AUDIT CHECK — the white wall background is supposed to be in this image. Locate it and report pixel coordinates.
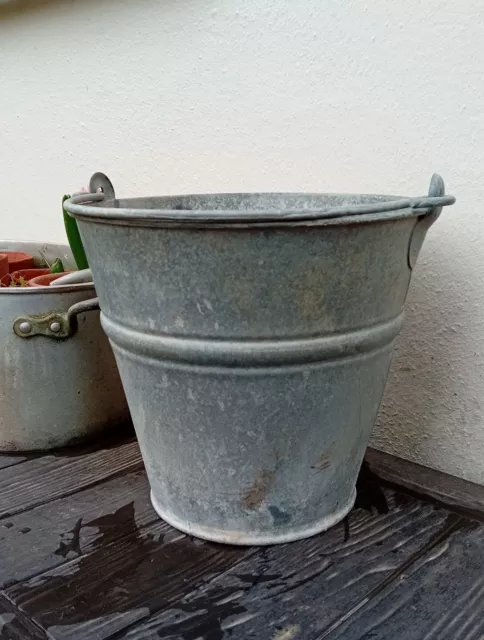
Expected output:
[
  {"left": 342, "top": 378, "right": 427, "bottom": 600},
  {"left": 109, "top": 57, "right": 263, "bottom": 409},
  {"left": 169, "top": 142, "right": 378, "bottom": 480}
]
[{"left": 1, "top": 0, "right": 484, "bottom": 483}]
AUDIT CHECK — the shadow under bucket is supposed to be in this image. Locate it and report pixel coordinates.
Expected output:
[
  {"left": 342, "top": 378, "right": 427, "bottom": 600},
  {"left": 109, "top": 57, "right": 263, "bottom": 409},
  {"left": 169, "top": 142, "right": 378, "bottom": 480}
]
[{"left": 64, "top": 173, "right": 455, "bottom": 545}]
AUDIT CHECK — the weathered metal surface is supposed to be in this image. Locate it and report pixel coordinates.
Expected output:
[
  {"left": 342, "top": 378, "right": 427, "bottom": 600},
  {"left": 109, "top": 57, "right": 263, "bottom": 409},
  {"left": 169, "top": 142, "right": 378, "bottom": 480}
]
[
  {"left": 0, "top": 242, "right": 129, "bottom": 451},
  {"left": 64, "top": 174, "right": 455, "bottom": 545}
]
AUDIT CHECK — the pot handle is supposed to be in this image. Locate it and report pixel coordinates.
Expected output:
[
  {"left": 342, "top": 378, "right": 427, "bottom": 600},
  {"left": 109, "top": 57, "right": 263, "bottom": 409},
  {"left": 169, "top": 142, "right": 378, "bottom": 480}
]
[{"left": 13, "top": 297, "right": 100, "bottom": 340}]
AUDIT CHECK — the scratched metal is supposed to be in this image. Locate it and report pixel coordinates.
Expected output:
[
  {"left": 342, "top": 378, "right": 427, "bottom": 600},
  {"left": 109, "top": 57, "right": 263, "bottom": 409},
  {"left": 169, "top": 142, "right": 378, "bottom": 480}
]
[
  {"left": 64, "top": 173, "right": 455, "bottom": 545},
  {"left": 0, "top": 241, "right": 129, "bottom": 451}
]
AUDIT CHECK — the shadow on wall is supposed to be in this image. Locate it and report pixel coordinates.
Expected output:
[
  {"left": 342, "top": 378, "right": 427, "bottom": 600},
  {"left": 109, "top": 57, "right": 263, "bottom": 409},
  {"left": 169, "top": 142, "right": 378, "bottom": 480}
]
[
  {"left": 0, "top": 0, "right": 193, "bottom": 25},
  {"left": 372, "top": 237, "right": 482, "bottom": 481},
  {"left": 0, "top": 0, "right": 117, "bottom": 19}
]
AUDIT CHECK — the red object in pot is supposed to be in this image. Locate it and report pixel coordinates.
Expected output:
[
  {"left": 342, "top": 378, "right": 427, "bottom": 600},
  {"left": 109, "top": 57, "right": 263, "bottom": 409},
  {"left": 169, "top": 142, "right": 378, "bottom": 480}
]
[
  {"left": 0, "top": 254, "right": 8, "bottom": 280},
  {"left": 4, "top": 252, "right": 35, "bottom": 273},
  {"left": 1, "top": 268, "right": 51, "bottom": 287},
  {"left": 28, "top": 272, "right": 71, "bottom": 287}
]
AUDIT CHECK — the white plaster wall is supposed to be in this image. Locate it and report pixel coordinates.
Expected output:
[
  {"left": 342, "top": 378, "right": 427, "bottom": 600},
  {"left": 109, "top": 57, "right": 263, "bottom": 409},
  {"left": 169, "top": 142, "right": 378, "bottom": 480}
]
[{"left": 1, "top": 0, "right": 483, "bottom": 482}]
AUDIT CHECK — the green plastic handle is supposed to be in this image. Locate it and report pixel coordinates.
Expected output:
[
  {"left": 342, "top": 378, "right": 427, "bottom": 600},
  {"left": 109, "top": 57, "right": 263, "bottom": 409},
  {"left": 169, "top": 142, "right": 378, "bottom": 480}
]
[{"left": 63, "top": 194, "right": 89, "bottom": 270}]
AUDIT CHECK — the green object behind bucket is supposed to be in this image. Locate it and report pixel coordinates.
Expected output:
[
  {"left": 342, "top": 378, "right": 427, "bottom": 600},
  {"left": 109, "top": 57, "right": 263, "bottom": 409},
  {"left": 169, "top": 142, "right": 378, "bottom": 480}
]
[
  {"left": 63, "top": 194, "right": 89, "bottom": 270},
  {"left": 49, "top": 258, "right": 65, "bottom": 274}
]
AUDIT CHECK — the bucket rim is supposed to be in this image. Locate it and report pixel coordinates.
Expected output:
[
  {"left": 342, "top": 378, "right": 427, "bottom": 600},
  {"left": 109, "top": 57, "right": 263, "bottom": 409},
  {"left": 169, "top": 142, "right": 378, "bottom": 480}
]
[
  {"left": 64, "top": 191, "right": 455, "bottom": 229},
  {"left": 63, "top": 173, "right": 455, "bottom": 228}
]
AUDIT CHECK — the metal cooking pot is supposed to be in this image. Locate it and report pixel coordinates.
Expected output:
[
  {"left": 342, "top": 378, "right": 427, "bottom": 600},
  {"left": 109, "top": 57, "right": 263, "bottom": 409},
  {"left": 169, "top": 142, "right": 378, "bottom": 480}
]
[{"left": 0, "top": 241, "right": 129, "bottom": 451}]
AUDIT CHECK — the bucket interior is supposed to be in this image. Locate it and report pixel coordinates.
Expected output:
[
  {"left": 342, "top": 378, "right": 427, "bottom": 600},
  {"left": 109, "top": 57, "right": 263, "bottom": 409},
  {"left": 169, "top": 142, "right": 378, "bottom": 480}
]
[{"left": 113, "top": 192, "right": 402, "bottom": 213}]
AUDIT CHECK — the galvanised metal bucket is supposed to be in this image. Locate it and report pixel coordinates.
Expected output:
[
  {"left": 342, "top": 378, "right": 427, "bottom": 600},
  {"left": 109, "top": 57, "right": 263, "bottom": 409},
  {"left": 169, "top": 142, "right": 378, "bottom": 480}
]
[
  {"left": 0, "top": 241, "right": 130, "bottom": 451},
  {"left": 64, "top": 173, "right": 455, "bottom": 544}
]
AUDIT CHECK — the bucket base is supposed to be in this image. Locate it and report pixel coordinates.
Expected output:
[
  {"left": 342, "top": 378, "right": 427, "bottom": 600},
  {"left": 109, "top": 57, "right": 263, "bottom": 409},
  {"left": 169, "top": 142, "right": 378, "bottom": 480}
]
[{"left": 150, "top": 487, "right": 356, "bottom": 546}]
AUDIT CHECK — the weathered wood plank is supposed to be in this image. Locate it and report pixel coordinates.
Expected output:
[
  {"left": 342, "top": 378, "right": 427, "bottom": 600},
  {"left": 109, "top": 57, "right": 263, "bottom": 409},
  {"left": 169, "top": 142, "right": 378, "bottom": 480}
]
[
  {"left": 105, "top": 490, "right": 450, "bottom": 640},
  {"left": 366, "top": 447, "right": 484, "bottom": 520},
  {"left": 0, "top": 592, "right": 47, "bottom": 640},
  {"left": 0, "top": 468, "right": 156, "bottom": 589},
  {"left": 8, "top": 517, "right": 255, "bottom": 639},
  {"left": 321, "top": 517, "right": 484, "bottom": 640},
  {"left": 3, "top": 451, "right": 478, "bottom": 640},
  {"left": 0, "top": 455, "right": 29, "bottom": 471},
  {"left": 0, "top": 438, "right": 142, "bottom": 519}
]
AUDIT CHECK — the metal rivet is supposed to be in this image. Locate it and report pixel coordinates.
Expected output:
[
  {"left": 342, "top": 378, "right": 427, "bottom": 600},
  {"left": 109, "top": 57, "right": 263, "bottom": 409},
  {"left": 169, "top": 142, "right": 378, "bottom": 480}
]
[
  {"left": 50, "top": 321, "right": 61, "bottom": 333},
  {"left": 18, "top": 321, "right": 32, "bottom": 334}
]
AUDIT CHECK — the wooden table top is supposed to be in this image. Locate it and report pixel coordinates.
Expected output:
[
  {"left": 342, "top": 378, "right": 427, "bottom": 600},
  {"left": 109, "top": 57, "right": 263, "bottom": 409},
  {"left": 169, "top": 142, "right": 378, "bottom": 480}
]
[{"left": 1, "top": 430, "right": 483, "bottom": 640}]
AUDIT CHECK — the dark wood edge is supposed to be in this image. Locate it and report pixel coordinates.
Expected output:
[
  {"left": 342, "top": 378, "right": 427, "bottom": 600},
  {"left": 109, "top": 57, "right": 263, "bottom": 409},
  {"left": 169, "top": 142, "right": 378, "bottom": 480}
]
[
  {"left": 0, "top": 591, "right": 48, "bottom": 639},
  {"left": 365, "top": 447, "right": 484, "bottom": 522}
]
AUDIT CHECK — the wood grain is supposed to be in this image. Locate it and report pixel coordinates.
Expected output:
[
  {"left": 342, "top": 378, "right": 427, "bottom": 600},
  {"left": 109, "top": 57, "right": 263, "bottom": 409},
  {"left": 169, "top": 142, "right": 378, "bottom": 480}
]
[
  {"left": 0, "top": 468, "right": 156, "bottom": 589},
  {"left": 322, "top": 517, "right": 484, "bottom": 640},
  {"left": 8, "top": 515, "right": 255, "bottom": 639},
  {"left": 0, "top": 592, "right": 47, "bottom": 640},
  {"left": 115, "top": 490, "right": 451, "bottom": 640},
  {"left": 0, "top": 439, "right": 142, "bottom": 520},
  {"left": 2, "top": 444, "right": 484, "bottom": 640},
  {"left": 366, "top": 448, "right": 484, "bottom": 521},
  {"left": 0, "top": 455, "right": 29, "bottom": 471}
]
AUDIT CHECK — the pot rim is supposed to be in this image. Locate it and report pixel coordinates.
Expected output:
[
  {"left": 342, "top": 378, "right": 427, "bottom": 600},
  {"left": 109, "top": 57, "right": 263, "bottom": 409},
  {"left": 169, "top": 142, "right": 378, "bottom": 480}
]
[{"left": 0, "top": 282, "right": 94, "bottom": 295}]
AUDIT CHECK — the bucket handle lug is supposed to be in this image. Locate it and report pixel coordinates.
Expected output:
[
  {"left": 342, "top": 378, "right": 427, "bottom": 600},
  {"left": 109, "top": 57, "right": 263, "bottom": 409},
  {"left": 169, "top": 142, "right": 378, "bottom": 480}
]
[
  {"left": 13, "top": 297, "right": 100, "bottom": 340},
  {"left": 89, "top": 172, "right": 115, "bottom": 200},
  {"left": 408, "top": 173, "right": 446, "bottom": 269},
  {"left": 63, "top": 174, "right": 115, "bottom": 212}
]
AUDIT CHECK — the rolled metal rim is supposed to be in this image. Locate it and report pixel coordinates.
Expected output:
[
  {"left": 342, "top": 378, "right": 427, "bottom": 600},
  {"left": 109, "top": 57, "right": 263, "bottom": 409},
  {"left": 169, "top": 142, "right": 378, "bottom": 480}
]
[
  {"left": 0, "top": 282, "right": 94, "bottom": 295},
  {"left": 63, "top": 173, "right": 456, "bottom": 228}
]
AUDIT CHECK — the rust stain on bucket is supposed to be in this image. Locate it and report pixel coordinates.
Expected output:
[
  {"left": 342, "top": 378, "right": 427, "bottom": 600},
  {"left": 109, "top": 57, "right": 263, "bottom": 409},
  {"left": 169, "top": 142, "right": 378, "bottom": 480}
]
[
  {"left": 311, "top": 451, "right": 332, "bottom": 472},
  {"left": 242, "top": 469, "right": 275, "bottom": 510}
]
